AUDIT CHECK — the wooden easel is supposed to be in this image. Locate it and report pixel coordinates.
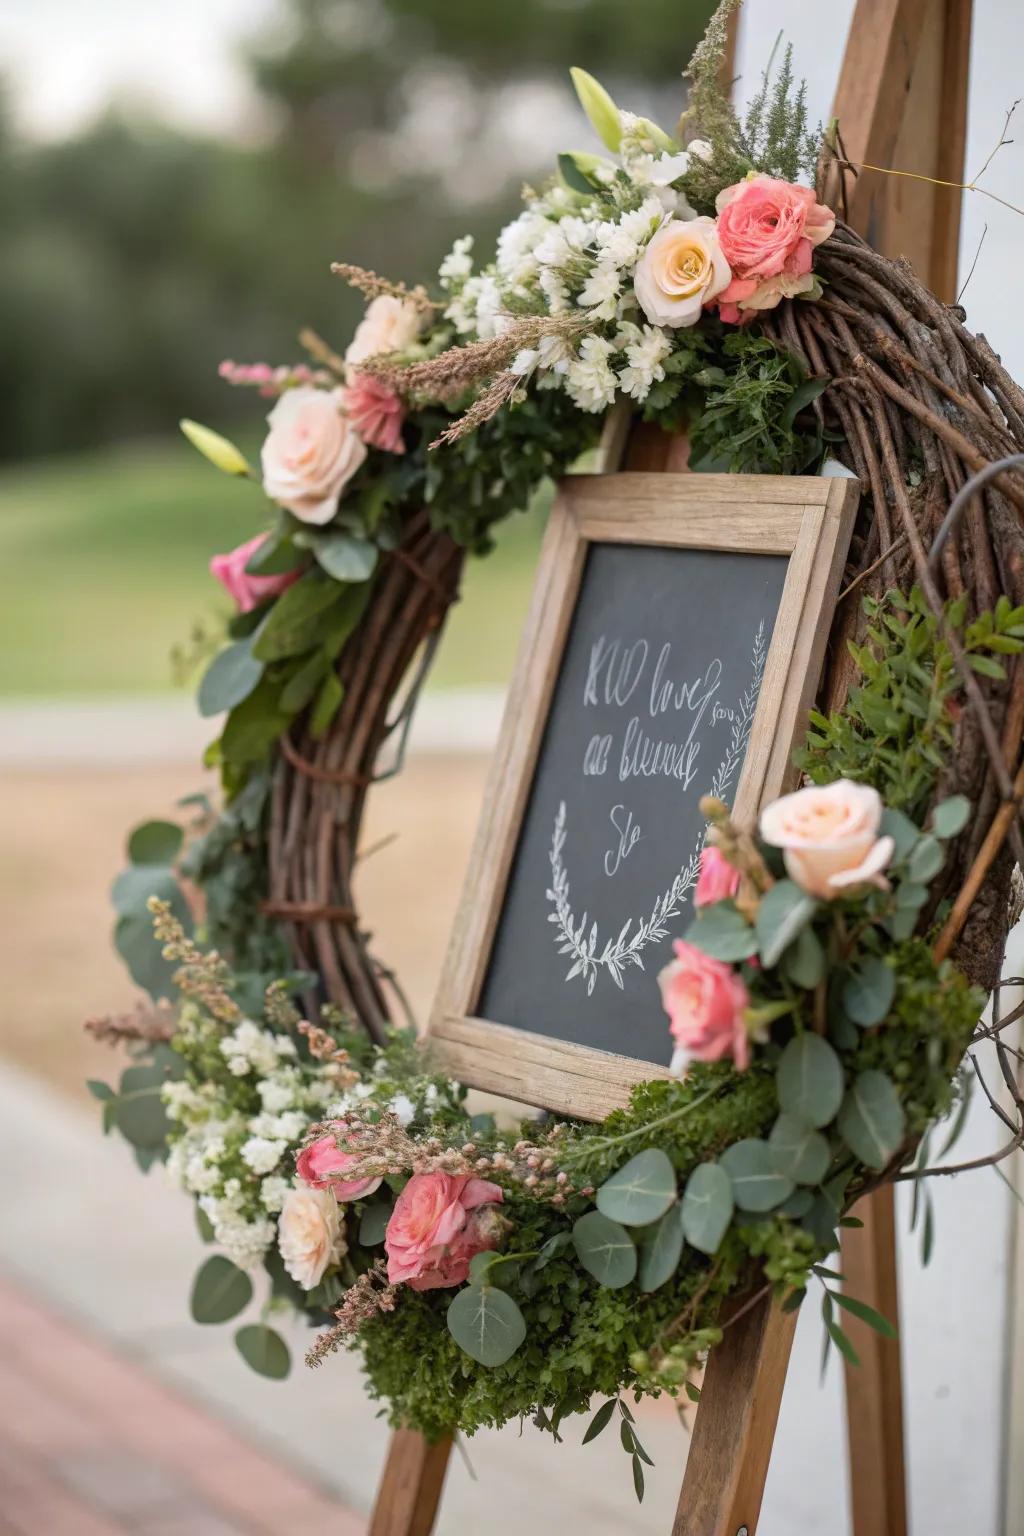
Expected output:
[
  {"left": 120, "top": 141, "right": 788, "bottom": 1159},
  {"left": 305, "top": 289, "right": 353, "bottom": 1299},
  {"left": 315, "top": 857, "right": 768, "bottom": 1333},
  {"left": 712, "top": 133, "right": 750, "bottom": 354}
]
[{"left": 368, "top": 2, "right": 975, "bottom": 1531}]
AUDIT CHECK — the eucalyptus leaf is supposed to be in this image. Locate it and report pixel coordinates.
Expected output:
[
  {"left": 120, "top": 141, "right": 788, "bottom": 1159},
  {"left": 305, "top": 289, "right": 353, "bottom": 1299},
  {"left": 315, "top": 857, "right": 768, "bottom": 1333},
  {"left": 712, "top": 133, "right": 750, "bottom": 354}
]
[
  {"left": 802, "top": 1191, "right": 841, "bottom": 1249},
  {"left": 596, "top": 1148, "right": 677, "bottom": 1227},
  {"left": 837, "top": 1071, "right": 906, "bottom": 1170},
  {"left": 127, "top": 820, "right": 183, "bottom": 866},
  {"left": 358, "top": 1201, "right": 392, "bottom": 1246},
  {"left": 235, "top": 1324, "right": 291, "bottom": 1379},
  {"left": 638, "top": 1210, "right": 684, "bottom": 1292},
  {"left": 776, "top": 1034, "right": 844, "bottom": 1128},
  {"left": 114, "top": 1048, "right": 184, "bottom": 1148},
  {"left": 842, "top": 956, "right": 896, "bottom": 1027},
  {"left": 719, "top": 1139, "right": 795, "bottom": 1213},
  {"left": 879, "top": 806, "right": 920, "bottom": 860},
  {"left": 755, "top": 879, "right": 817, "bottom": 967},
  {"left": 683, "top": 903, "right": 758, "bottom": 962},
  {"left": 572, "top": 1211, "right": 637, "bottom": 1288},
  {"left": 311, "top": 532, "right": 378, "bottom": 583},
  {"left": 907, "top": 835, "right": 945, "bottom": 884},
  {"left": 114, "top": 911, "right": 177, "bottom": 1000},
  {"left": 931, "top": 795, "right": 970, "bottom": 839},
  {"left": 198, "top": 639, "right": 263, "bottom": 718},
  {"left": 679, "top": 1162, "right": 734, "bottom": 1255},
  {"left": 191, "top": 1255, "right": 253, "bottom": 1324},
  {"left": 784, "top": 924, "right": 826, "bottom": 988},
  {"left": 769, "top": 1113, "right": 831, "bottom": 1185},
  {"left": 446, "top": 1285, "right": 526, "bottom": 1366},
  {"left": 251, "top": 573, "right": 345, "bottom": 662}
]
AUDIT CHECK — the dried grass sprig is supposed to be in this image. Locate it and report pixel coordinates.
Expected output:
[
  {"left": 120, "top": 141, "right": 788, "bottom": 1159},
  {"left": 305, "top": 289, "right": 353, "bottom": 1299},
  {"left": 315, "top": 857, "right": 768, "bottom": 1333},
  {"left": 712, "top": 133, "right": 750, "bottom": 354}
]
[
  {"left": 306, "top": 1261, "right": 398, "bottom": 1366},
  {"left": 147, "top": 898, "right": 241, "bottom": 1024},
  {"left": 84, "top": 1001, "right": 176, "bottom": 1047},
  {"left": 330, "top": 263, "right": 439, "bottom": 313}
]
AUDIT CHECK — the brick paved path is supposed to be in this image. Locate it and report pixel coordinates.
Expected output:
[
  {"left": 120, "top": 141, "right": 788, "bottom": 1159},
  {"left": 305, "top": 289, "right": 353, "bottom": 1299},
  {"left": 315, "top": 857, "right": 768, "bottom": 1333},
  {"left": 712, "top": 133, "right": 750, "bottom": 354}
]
[{"left": 0, "top": 1274, "right": 365, "bottom": 1535}]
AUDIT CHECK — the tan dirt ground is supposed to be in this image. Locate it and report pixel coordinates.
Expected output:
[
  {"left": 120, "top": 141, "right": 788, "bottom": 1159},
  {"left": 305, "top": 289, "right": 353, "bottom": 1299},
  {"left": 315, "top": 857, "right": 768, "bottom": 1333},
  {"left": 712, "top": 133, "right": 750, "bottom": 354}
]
[{"left": 0, "top": 756, "right": 488, "bottom": 1102}]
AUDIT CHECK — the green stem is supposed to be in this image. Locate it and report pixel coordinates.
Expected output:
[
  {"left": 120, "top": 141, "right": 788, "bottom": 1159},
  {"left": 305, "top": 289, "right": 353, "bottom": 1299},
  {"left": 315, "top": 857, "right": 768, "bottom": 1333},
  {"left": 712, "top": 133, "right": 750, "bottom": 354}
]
[{"left": 562, "top": 1084, "right": 723, "bottom": 1166}]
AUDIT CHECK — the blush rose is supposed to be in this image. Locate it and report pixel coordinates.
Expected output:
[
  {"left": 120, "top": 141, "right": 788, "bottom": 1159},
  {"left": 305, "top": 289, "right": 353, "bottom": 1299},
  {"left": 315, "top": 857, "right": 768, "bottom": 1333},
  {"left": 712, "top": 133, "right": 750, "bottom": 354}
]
[
  {"left": 694, "top": 846, "right": 741, "bottom": 908},
  {"left": 714, "top": 174, "right": 835, "bottom": 324},
  {"left": 345, "top": 295, "right": 423, "bottom": 372},
  {"left": 296, "top": 1134, "right": 383, "bottom": 1202},
  {"left": 384, "top": 1171, "right": 503, "bottom": 1291},
  {"left": 260, "top": 386, "right": 366, "bottom": 524},
  {"left": 759, "top": 779, "right": 895, "bottom": 900},
  {"left": 277, "top": 1185, "right": 347, "bottom": 1290},
  {"left": 209, "top": 533, "right": 300, "bottom": 613},
  {"left": 658, "top": 939, "right": 750, "bottom": 1070},
  {"left": 633, "top": 216, "right": 732, "bottom": 327}
]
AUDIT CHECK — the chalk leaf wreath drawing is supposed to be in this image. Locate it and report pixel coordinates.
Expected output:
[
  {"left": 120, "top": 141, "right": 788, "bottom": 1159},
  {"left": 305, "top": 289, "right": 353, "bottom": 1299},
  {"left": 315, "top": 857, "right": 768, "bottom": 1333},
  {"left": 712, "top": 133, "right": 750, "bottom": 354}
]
[
  {"left": 86, "top": 0, "right": 1024, "bottom": 1505},
  {"left": 547, "top": 619, "right": 767, "bottom": 993}
]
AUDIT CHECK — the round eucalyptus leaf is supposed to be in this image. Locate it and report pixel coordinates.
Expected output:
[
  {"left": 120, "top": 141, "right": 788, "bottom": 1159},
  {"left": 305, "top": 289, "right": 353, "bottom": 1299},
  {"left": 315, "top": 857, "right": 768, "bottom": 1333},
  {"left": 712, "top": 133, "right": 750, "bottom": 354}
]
[
  {"left": 908, "top": 835, "right": 945, "bottom": 884},
  {"left": 572, "top": 1211, "right": 637, "bottom": 1288},
  {"left": 931, "top": 795, "right": 970, "bottom": 840},
  {"left": 114, "top": 1050, "right": 183, "bottom": 1148},
  {"left": 719, "top": 1139, "right": 795, "bottom": 1213},
  {"left": 784, "top": 923, "right": 826, "bottom": 988},
  {"left": 198, "top": 639, "right": 263, "bottom": 718},
  {"left": 596, "top": 1147, "right": 677, "bottom": 1227},
  {"left": 769, "top": 1113, "right": 831, "bottom": 1186},
  {"left": 842, "top": 956, "right": 896, "bottom": 1028},
  {"left": 879, "top": 806, "right": 920, "bottom": 860},
  {"left": 776, "top": 1033, "right": 845, "bottom": 1129},
  {"left": 114, "top": 912, "right": 177, "bottom": 1000},
  {"left": 358, "top": 1201, "right": 392, "bottom": 1247},
  {"left": 312, "top": 532, "right": 379, "bottom": 583},
  {"left": 680, "top": 1162, "right": 734, "bottom": 1256},
  {"left": 754, "top": 879, "right": 817, "bottom": 968},
  {"left": 235, "top": 1324, "right": 291, "bottom": 1379},
  {"left": 446, "top": 1285, "right": 526, "bottom": 1366},
  {"left": 683, "top": 904, "right": 758, "bottom": 962},
  {"left": 111, "top": 864, "right": 184, "bottom": 919},
  {"left": 127, "top": 820, "right": 183, "bottom": 867},
  {"left": 191, "top": 1255, "right": 253, "bottom": 1324},
  {"left": 637, "top": 1210, "right": 684, "bottom": 1292},
  {"left": 837, "top": 1071, "right": 906, "bottom": 1171}
]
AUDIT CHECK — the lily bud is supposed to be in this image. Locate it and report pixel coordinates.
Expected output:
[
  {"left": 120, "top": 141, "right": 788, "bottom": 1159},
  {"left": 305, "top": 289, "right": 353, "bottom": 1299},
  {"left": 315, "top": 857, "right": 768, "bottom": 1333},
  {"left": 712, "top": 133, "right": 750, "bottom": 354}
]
[
  {"left": 569, "top": 67, "right": 622, "bottom": 152},
  {"left": 180, "top": 419, "right": 252, "bottom": 477}
]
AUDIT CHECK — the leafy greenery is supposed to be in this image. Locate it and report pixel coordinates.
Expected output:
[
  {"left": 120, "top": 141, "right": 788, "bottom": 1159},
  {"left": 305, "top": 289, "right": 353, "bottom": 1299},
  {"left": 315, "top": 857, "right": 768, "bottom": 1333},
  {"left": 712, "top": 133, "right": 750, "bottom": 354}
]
[{"left": 687, "top": 333, "right": 827, "bottom": 475}]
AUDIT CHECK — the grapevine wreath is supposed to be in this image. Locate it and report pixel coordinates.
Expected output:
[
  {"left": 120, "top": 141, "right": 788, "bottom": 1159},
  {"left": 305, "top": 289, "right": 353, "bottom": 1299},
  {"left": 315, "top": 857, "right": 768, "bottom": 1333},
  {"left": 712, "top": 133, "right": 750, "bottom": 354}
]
[{"left": 89, "top": 1, "right": 1024, "bottom": 1497}]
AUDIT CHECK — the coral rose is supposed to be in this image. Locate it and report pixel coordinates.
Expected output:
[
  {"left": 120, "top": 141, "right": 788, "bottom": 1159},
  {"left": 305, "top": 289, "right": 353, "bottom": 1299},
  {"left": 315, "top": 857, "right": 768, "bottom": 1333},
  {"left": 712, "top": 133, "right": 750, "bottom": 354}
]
[
  {"left": 759, "top": 780, "right": 895, "bottom": 900},
  {"left": 345, "top": 295, "right": 422, "bottom": 372},
  {"left": 385, "top": 1171, "right": 503, "bottom": 1292},
  {"left": 209, "top": 533, "right": 300, "bottom": 614},
  {"left": 260, "top": 387, "right": 366, "bottom": 525},
  {"left": 633, "top": 217, "right": 731, "bottom": 328},
  {"left": 277, "top": 1186, "right": 347, "bottom": 1290},
  {"left": 658, "top": 939, "right": 750, "bottom": 1070},
  {"left": 714, "top": 174, "right": 834, "bottom": 323},
  {"left": 694, "top": 846, "right": 741, "bottom": 908},
  {"left": 296, "top": 1134, "right": 382, "bottom": 1202},
  {"left": 342, "top": 374, "right": 406, "bottom": 454}
]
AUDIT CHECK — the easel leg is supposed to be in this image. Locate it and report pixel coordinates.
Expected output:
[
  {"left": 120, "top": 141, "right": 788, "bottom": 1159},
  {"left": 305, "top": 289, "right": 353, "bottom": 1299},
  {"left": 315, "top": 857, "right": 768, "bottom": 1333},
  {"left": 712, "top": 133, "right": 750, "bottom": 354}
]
[
  {"left": 673, "top": 1292, "right": 797, "bottom": 1536},
  {"left": 369, "top": 1428, "right": 453, "bottom": 1536},
  {"left": 840, "top": 1186, "right": 908, "bottom": 1536}
]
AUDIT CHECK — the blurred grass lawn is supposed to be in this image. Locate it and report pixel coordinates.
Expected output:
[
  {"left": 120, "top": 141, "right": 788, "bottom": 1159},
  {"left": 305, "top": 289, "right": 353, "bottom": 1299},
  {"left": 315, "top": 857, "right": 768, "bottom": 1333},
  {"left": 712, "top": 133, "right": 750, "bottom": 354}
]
[{"left": 0, "top": 439, "right": 548, "bottom": 696}]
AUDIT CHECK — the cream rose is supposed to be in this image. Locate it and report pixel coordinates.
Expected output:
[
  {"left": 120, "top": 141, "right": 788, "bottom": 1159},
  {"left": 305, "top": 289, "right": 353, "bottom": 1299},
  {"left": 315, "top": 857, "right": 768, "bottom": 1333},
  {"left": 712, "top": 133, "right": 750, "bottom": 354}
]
[
  {"left": 260, "top": 387, "right": 366, "bottom": 525},
  {"left": 277, "top": 1186, "right": 347, "bottom": 1290},
  {"left": 759, "top": 780, "right": 895, "bottom": 901},
  {"left": 345, "top": 295, "right": 422, "bottom": 371},
  {"left": 633, "top": 217, "right": 731, "bottom": 328}
]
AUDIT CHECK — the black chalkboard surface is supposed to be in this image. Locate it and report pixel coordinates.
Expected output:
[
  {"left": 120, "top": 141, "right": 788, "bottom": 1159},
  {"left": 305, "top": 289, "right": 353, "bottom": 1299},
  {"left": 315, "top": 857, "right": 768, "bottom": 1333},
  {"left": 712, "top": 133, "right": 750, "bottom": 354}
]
[{"left": 479, "top": 542, "right": 788, "bottom": 1066}]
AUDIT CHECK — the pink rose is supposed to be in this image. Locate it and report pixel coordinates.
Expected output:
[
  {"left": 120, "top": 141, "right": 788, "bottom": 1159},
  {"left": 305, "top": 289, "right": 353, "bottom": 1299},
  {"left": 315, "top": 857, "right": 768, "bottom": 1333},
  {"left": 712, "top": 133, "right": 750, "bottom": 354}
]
[
  {"left": 296, "top": 1134, "right": 383, "bottom": 1202},
  {"left": 260, "top": 386, "right": 366, "bottom": 525},
  {"left": 209, "top": 533, "right": 301, "bottom": 614},
  {"left": 385, "top": 1171, "right": 503, "bottom": 1292},
  {"left": 342, "top": 374, "right": 406, "bottom": 454},
  {"left": 759, "top": 780, "right": 895, "bottom": 901},
  {"left": 694, "top": 846, "right": 741, "bottom": 908},
  {"left": 658, "top": 939, "right": 751, "bottom": 1070},
  {"left": 714, "top": 175, "right": 834, "bottom": 323},
  {"left": 345, "top": 295, "right": 422, "bottom": 372}
]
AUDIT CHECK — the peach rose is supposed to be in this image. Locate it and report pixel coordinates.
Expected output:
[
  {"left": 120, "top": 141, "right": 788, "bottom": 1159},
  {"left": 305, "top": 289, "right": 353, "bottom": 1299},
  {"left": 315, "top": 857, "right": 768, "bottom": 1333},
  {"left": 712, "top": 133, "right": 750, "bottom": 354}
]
[
  {"left": 296, "top": 1134, "right": 382, "bottom": 1202},
  {"left": 342, "top": 373, "right": 406, "bottom": 454},
  {"left": 694, "top": 846, "right": 741, "bottom": 908},
  {"left": 209, "top": 533, "right": 301, "bottom": 614},
  {"left": 633, "top": 217, "right": 731, "bottom": 328},
  {"left": 714, "top": 174, "right": 834, "bottom": 324},
  {"left": 385, "top": 1171, "right": 503, "bottom": 1292},
  {"left": 759, "top": 780, "right": 895, "bottom": 900},
  {"left": 345, "top": 295, "right": 422, "bottom": 372},
  {"left": 658, "top": 940, "right": 751, "bottom": 1070},
  {"left": 260, "top": 387, "right": 366, "bottom": 525},
  {"left": 277, "top": 1185, "right": 347, "bottom": 1290}
]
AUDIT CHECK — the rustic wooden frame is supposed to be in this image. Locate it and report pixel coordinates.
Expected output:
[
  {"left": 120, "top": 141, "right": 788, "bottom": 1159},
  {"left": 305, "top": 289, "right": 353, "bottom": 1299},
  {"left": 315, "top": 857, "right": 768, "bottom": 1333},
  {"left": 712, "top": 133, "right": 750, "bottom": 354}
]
[{"left": 427, "top": 471, "right": 858, "bottom": 1120}]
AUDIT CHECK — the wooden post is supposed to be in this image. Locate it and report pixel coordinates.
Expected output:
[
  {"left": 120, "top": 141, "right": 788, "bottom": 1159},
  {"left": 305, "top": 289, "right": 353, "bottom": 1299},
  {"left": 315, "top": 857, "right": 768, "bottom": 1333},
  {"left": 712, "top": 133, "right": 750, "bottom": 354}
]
[
  {"left": 826, "top": 6, "right": 972, "bottom": 1534},
  {"left": 368, "top": 1429, "right": 452, "bottom": 1536},
  {"left": 672, "top": 1295, "right": 798, "bottom": 1536}
]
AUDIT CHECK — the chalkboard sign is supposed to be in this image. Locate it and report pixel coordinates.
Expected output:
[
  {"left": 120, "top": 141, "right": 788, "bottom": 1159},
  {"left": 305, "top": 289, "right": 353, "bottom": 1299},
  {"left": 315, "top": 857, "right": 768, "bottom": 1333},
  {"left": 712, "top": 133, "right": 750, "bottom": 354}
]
[{"left": 429, "top": 472, "right": 858, "bottom": 1120}]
